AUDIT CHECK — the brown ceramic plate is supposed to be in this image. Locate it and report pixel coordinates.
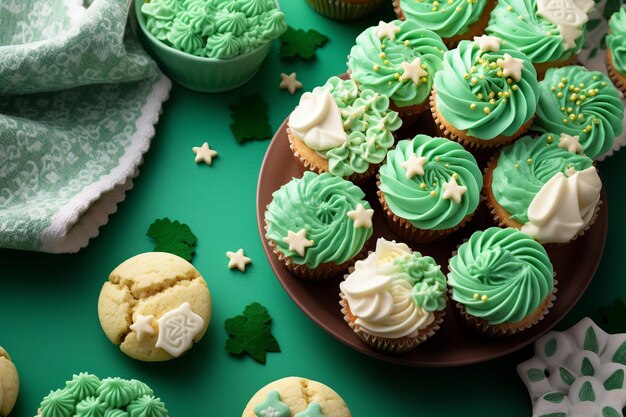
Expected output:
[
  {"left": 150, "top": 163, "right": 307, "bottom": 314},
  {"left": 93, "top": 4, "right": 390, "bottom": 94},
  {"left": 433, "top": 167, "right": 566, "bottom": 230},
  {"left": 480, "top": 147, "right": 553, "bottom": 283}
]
[{"left": 256, "top": 112, "right": 608, "bottom": 367}]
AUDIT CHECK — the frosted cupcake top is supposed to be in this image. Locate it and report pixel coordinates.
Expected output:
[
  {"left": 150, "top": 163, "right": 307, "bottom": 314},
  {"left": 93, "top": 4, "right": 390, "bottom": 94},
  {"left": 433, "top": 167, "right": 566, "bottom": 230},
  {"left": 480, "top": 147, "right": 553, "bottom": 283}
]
[{"left": 608, "top": 7, "right": 626, "bottom": 75}]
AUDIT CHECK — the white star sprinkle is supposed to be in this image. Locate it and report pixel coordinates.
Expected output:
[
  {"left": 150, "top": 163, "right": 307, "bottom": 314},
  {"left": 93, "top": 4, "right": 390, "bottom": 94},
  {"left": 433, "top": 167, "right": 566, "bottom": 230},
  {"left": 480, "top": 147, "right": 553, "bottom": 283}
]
[
  {"left": 558, "top": 133, "right": 583, "bottom": 154},
  {"left": 400, "top": 57, "right": 428, "bottom": 85},
  {"left": 442, "top": 177, "right": 467, "bottom": 204},
  {"left": 226, "top": 249, "right": 251, "bottom": 272},
  {"left": 347, "top": 204, "right": 374, "bottom": 229},
  {"left": 375, "top": 21, "right": 401, "bottom": 40},
  {"left": 473, "top": 35, "right": 502, "bottom": 52},
  {"left": 497, "top": 53, "right": 524, "bottom": 82},
  {"left": 401, "top": 153, "right": 428, "bottom": 179},
  {"left": 283, "top": 229, "right": 313, "bottom": 257},
  {"left": 192, "top": 142, "right": 218, "bottom": 166},
  {"left": 279, "top": 72, "right": 302, "bottom": 95},
  {"left": 130, "top": 313, "right": 155, "bottom": 342}
]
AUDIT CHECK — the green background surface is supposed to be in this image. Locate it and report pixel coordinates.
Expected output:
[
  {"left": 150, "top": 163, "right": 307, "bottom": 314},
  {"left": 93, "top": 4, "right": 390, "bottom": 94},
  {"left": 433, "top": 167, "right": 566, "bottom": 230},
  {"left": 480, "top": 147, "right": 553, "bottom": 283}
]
[{"left": 1, "top": 2, "right": 625, "bottom": 416}]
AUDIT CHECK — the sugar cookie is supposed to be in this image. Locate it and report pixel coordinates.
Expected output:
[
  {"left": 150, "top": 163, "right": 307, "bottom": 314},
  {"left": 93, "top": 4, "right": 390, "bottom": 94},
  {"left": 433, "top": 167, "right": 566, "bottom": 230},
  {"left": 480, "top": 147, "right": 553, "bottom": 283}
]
[{"left": 0, "top": 347, "right": 18, "bottom": 417}]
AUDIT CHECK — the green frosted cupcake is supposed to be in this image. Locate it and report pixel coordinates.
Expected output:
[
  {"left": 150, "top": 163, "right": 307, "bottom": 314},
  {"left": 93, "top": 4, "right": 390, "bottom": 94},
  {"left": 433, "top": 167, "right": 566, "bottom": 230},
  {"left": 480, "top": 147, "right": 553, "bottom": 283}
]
[
  {"left": 448, "top": 227, "right": 555, "bottom": 336},
  {"left": 531, "top": 65, "right": 625, "bottom": 159},
  {"left": 36, "top": 373, "right": 166, "bottom": 417},
  {"left": 486, "top": 0, "right": 593, "bottom": 78},
  {"left": 432, "top": 36, "right": 540, "bottom": 148},
  {"left": 264, "top": 172, "right": 374, "bottom": 280},
  {"left": 393, "top": 0, "right": 496, "bottom": 47},
  {"left": 377, "top": 134, "right": 482, "bottom": 243},
  {"left": 607, "top": 7, "right": 626, "bottom": 95},
  {"left": 484, "top": 134, "right": 602, "bottom": 244},
  {"left": 306, "top": 0, "right": 385, "bottom": 20},
  {"left": 287, "top": 76, "right": 401, "bottom": 183},
  {"left": 348, "top": 20, "right": 447, "bottom": 118}
]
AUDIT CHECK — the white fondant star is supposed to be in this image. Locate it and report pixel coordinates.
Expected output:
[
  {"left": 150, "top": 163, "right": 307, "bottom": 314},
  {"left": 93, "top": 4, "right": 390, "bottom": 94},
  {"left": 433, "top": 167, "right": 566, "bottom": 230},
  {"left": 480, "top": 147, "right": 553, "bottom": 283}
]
[
  {"left": 347, "top": 204, "right": 374, "bottom": 229},
  {"left": 226, "top": 249, "right": 251, "bottom": 272},
  {"left": 473, "top": 35, "right": 502, "bottom": 52},
  {"left": 442, "top": 177, "right": 467, "bottom": 204},
  {"left": 400, "top": 57, "right": 428, "bottom": 85},
  {"left": 192, "top": 142, "right": 218, "bottom": 166},
  {"left": 497, "top": 53, "right": 524, "bottom": 82},
  {"left": 558, "top": 133, "right": 583, "bottom": 154},
  {"left": 279, "top": 72, "right": 302, "bottom": 95},
  {"left": 130, "top": 313, "right": 155, "bottom": 342},
  {"left": 375, "top": 21, "right": 401, "bottom": 40},
  {"left": 283, "top": 229, "right": 313, "bottom": 257},
  {"left": 401, "top": 153, "right": 428, "bottom": 179}
]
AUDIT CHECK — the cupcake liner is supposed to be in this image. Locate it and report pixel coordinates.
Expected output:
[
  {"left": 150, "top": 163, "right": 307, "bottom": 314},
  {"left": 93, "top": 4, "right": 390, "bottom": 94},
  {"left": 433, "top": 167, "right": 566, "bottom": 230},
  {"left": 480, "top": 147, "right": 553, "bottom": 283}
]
[
  {"left": 534, "top": 55, "right": 578, "bottom": 81},
  {"left": 606, "top": 50, "right": 626, "bottom": 96},
  {"left": 306, "top": 0, "right": 385, "bottom": 20},
  {"left": 430, "top": 90, "right": 535, "bottom": 150},
  {"left": 339, "top": 292, "right": 445, "bottom": 353},
  {"left": 287, "top": 128, "right": 379, "bottom": 185},
  {"left": 389, "top": 99, "right": 430, "bottom": 122},
  {"left": 376, "top": 174, "right": 474, "bottom": 243},
  {"left": 264, "top": 213, "right": 369, "bottom": 281}
]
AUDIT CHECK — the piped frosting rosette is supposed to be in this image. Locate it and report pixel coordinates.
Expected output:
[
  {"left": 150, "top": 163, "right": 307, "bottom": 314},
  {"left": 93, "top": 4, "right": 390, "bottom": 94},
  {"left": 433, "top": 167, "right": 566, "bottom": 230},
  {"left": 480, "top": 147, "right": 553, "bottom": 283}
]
[
  {"left": 339, "top": 238, "right": 446, "bottom": 353},
  {"left": 531, "top": 65, "right": 624, "bottom": 159},
  {"left": 447, "top": 227, "right": 556, "bottom": 336},
  {"left": 348, "top": 20, "right": 447, "bottom": 111},
  {"left": 377, "top": 135, "right": 482, "bottom": 242},
  {"left": 264, "top": 172, "right": 373, "bottom": 280},
  {"left": 431, "top": 36, "right": 539, "bottom": 146},
  {"left": 287, "top": 77, "right": 401, "bottom": 182},
  {"left": 486, "top": 133, "right": 602, "bottom": 244}
]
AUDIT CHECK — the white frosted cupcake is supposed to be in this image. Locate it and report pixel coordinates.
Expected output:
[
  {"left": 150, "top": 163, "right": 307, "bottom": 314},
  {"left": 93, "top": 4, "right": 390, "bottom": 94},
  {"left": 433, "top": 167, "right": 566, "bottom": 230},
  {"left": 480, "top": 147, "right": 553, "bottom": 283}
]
[{"left": 339, "top": 238, "right": 446, "bottom": 353}]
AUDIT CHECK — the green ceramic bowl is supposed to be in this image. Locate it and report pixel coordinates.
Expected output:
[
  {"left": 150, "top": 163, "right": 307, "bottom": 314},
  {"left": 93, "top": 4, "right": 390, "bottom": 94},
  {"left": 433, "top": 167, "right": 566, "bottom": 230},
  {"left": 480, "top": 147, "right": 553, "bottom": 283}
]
[{"left": 134, "top": 0, "right": 273, "bottom": 93}]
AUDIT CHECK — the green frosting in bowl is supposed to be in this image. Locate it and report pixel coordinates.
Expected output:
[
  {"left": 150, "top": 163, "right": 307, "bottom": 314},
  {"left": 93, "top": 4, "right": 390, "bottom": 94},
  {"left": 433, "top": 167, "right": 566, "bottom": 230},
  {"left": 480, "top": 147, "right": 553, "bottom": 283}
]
[
  {"left": 433, "top": 38, "right": 539, "bottom": 140},
  {"left": 265, "top": 172, "right": 373, "bottom": 268},
  {"left": 486, "top": 0, "right": 587, "bottom": 64},
  {"left": 348, "top": 20, "right": 447, "bottom": 108},
  {"left": 448, "top": 227, "right": 554, "bottom": 325},
  {"left": 379, "top": 134, "right": 482, "bottom": 230},
  {"left": 531, "top": 65, "right": 624, "bottom": 159},
  {"left": 608, "top": 7, "right": 626, "bottom": 74},
  {"left": 65, "top": 373, "right": 101, "bottom": 401},
  {"left": 397, "top": 0, "right": 489, "bottom": 39},
  {"left": 41, "top": 389, "right": 75, "bottom": 417},
  {"left": 492, "top": 133, "right": 594, "bottom": 224}
]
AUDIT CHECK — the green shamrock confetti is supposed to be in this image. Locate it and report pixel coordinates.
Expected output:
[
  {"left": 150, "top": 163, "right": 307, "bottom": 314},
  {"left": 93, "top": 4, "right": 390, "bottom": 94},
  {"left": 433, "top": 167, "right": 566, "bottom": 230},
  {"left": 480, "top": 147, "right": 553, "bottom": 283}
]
[
  {"left": 146, "top": 218, "right": 197, "bottom": 262},
  {"left": 224, "top": 302, "right": 280, "bottom": 364},
  {"left": 279, "top": 26, "right": 328, "bottom": 59},
  {"left": 229, "top": 94, "right": 272, "bottom": 143},
  {"left": 600, "top": 298, "right": 626, "bottom": 334}
]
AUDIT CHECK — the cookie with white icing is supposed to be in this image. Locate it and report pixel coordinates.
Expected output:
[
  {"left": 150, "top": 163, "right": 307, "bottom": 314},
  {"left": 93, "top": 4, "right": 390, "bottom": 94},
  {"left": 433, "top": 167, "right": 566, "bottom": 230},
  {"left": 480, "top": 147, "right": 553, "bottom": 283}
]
[
  {"left": 241, "top": 377, "right": 351, "bottom": 417},
  {"left": 97, "top": 252, "right": 211, "bottom": 361},
  {"left": 0, "top": 347, "right": 18, "bottom": 417}
]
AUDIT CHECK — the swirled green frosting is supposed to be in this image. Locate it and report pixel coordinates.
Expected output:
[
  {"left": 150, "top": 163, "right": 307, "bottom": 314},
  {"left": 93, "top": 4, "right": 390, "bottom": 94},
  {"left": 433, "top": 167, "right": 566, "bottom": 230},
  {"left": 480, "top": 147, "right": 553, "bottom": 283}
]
[
  {"left": 65, "top": 373, "right": 101, "bottom": 401},
  {"left": 97, "top": 378, "right": 137, "bottom": 409},
  {"left": 608, "top": 7, "right": 626, "bottom": 74},
  {"left": 141, "top": 0, "right": 286, "bottom": 59},
  {"left": 348, "top": 20, "right": 447, "bottom": 108},
  {"left": 434, "top": 39, "right": 539, "bottom": 140},
  {"left": 314, "top": 77, "right": 402, "bottom": 177},
  {"left": 75, "top": 396, "right": 108, "bottom": 417},
  {"left": 125, "top": 396, "right": 168, "bottom": 417},
  {"left": 395, "top": 252, "right": 447, "bottom": 311},
  {"left": 486, "top": 0, "right": 586, "bottom": 64},
  {"left": 379, "top": 135, "right": 482, "bottom": 230},
  {"left": 397, "top": 0, "right": 489, "bottom": 39},
  {"left": 41, "top": 389, "right": 75, "bottom": 417},
  {"left": 265, "top": 172, "right": 373, "bottom": 267},
  {"left": 531, "top": 65, "right": 624, "bottom": 158},
  {"left": 448, "top": 227, "right": 554, "bottom": 325},
  {"left": 129, "top": 380, "right": 153, "bottom": 398},
  {"left": 492, "top": 133, "right": 594, "bottom": 224}
]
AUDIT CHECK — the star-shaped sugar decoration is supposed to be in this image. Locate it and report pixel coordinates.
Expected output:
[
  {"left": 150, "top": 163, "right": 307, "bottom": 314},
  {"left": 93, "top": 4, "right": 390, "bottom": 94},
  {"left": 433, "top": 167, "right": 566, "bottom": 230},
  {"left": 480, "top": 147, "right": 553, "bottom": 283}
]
[
  {"left": 375, "top": 21, "right": 401, "bottom": 40},
  {"left": 442, "top": 177, "right": 467, "bottom": 204},
  {"left": 279, "top": 72, "right": 302, "bottom": 95},
  {"left": 497, "top": 53, "right": 524, "bottom": 82},
  {"left": 226, "top": 248, "right": 251, "bottom": 272},
  {"left": 558, "top": 133, "right": 583, "bottom": 154},
  {"left": 473, "top": 35, "right": 502, "bottom": 52},
  {"left": 347, "top": 204, "right": 374, "bottom": 229},
  {"left": 283, "top": 229, "right": 313, "bottom": 257},
  {"left": 401, "top": 153, "right": 428, "bottom": 179},
  {"left": 400, "top": 57, "right": 427, "bottom": 85},
  {"left": 130, "top": 313, "right": 155, "bottom": 342},
  {"left": 192, "top": 142, "right": 218, "bottom": 166}
]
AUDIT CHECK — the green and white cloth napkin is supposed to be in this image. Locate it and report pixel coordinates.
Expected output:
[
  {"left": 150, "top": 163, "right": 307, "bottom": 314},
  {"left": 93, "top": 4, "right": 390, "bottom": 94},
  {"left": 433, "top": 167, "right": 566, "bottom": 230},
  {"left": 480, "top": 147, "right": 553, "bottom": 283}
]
[{"left": 0, "top": 0, "right": 171, "bottom": 252}]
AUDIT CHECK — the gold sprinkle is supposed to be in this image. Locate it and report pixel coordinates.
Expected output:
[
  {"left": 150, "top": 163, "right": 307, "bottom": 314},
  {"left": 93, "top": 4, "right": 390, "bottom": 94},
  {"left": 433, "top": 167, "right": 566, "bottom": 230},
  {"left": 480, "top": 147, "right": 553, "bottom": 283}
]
[
  {"left": 527, "top": 158, "right": 533, "bottom": 164},
  {"left": 558, "top": 82, "right": 565, "bottom": 89},
  {"left": 452, "top": 173, "right": 458, "bottom": 179},
  {"left": 435, "top": 156, "right": 441, "bottom": 162},
  {"left": 477, "top": 93, "right": 483, "bottom": 100},
  {"left": 518, "top": 15, "right": 524, "bottom": 20},
  {"left": 430, "top": 191, "right": 437, "bottom": 197},
  {"left": 557, "top": 92, "right": 563, "bottom": 98},
  {"left": 561, "top": 77, "right": 568, "bottom": 83},
  {"left": 507, "top": 5, "right": 512, "bottom": 11},
  {"left": 404, "top": 40, "right": 410, "bottom": 46},
  {"left": 563, "top": 118, "right": 568, "bottom": 124},
  {"left": 489, "top": 99, "right": 496, "bottom": 104},
  {"left": 470, "top": 103, "right": 477, "bottom": 110},
  {"left": 464, "top": 73, "right": 470, "bottom": 79},
  {"left": 567, "top": 107, "right": 573, "bottom": 113},
  {"left": 483, "top": 107, "right": 491, "bottom": 114},
  {"left": 456, "top": 6, "right": 461, "bottom": 12},
  {"left": 547, "top": 135, "right": 554, "bottom": 144},
  {"left": 384, "top": 60, "right": 390, "bottom": 65},
  {"left": 514, "top": 163, "right": 519, "bottom": 168},
  {"left": 420, "top": 77, "right": 428, "bottom": 83},
  {"left": 512, "top": 85, "right": 518, "bottom": 91},
  {"left": 373, "top": 64, "right": 380, "bottom": 71},
  {"left": 569, "top": 114, "right": 576, "bottom": 121},
  {"left": 380, "top": 52, "right": 386, "bottom": 59},
  {"left": 471, "top": 77, "right": 478, "bottom": 84},
  {"left": 420, "top": 182, "right": 427, "bottom": 189},
  {"left": 481, "top": 295, "right": 488, "bottom": 302},
  {"left": 579, "top": 83, "right": 585, "bottom": 88},
  {"left": 473, "top": 293, "right": 479, "bottom": 299},
  {"left": 547, "top": 31, "right": 552, "bottom": 36}
]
